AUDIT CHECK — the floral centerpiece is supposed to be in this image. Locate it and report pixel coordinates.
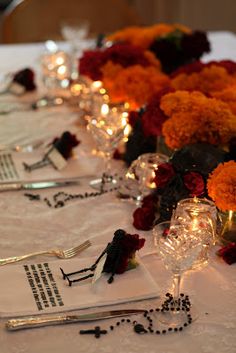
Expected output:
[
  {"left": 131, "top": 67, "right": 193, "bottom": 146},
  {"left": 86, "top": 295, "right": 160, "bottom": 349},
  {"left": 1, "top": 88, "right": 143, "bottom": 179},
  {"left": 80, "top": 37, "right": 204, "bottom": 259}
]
[
  {"left": 79, "top": 42, "right": 169, "bottom": 109},
  {"left": 132, "top": 143, "right": 227, "bottom": 230},
  {"left": 124, "top": 60, "right": 236, "bottom": 164},
  {"left": 107, "top": 24, "right": 210, "bottom": 73}
]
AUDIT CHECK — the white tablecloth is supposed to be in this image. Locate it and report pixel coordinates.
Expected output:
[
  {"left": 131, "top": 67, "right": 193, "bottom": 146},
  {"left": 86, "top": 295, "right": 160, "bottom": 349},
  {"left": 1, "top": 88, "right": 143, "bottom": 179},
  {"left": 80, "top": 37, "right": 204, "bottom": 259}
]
[{"left": 0, "top": 32, "right": 236, "bottom": 353}]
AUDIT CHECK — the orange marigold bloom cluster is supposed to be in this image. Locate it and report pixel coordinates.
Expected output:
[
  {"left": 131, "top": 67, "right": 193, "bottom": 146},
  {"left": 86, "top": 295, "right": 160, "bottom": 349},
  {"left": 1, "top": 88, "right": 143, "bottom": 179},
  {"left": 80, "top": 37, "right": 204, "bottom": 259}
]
[
  {"left": 107, "top": 24, "right": 190, "bottom": 50},
  {"left": 102, "top": 62, "right": 170, "bottom": 109},
  {"left": 212, "top": 85, "right": 236, "bottom": 114},
  {"left": 160, "top": 91, "right": 236, "bottom": 149},
  {"left": 207, "top": 161, "right": 236, "bottom": 211},
  {"left": 171, "top": 65, "right": 236, "bottom": 95}
]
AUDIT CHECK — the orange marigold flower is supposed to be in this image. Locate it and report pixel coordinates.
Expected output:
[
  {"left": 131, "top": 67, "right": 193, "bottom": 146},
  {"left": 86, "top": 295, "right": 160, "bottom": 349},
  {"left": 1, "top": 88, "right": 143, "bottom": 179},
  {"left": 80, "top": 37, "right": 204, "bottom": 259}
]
[
  {"left": 101, "top": 63, "right": 170, "bottom": 109},
  {"left": 212, "top": 85, "right": 236, "bottom": 114},
  {"left": 207, "top": 161, "right": 236, "bottom": 211},
  {"left": 161, "top": 91, "right": 236, "bottom": 149},
  {"left": 171, "top": 65, "right": 236, "bottom": 95},
  {"left": 107, "top": 24, "right": 191, "bottom": 50}
]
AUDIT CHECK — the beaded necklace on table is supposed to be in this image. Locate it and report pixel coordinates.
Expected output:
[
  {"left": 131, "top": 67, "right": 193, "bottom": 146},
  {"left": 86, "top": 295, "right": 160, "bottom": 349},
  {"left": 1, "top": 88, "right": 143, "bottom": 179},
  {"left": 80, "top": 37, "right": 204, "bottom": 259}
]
[{"left": 79, "top": 293, "right": 193, "bottom": 338}]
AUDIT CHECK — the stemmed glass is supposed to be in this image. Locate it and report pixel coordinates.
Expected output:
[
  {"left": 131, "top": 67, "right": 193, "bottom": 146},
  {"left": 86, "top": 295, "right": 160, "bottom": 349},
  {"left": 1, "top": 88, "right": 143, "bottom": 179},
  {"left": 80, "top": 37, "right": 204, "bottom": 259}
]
[
  {"left": 61, "top": 19, "right": 90, "bottom": 79},
  {"left": 87, "top": 103, "right": 128, "bottom": 190},
  {"left": 157, "top": 219, "right": 206, "bottom": 328}
]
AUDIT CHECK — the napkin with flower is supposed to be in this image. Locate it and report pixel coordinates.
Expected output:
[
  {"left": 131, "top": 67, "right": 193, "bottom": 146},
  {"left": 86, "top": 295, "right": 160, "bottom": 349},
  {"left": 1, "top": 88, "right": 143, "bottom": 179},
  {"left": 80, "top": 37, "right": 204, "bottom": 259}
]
[
  {"left": 0, "top": 231, "right": 159, "bottom": 318},
  {"left": 2, "top": 68, "right": 36, "bottom": 95}
]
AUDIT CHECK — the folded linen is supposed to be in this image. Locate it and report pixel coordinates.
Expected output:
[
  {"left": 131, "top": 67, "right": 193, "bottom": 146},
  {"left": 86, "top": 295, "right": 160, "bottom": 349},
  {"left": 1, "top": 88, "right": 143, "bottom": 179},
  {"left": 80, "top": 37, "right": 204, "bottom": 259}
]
[{"left": 0, "top": 256, "right": 159, "bottom": 318}]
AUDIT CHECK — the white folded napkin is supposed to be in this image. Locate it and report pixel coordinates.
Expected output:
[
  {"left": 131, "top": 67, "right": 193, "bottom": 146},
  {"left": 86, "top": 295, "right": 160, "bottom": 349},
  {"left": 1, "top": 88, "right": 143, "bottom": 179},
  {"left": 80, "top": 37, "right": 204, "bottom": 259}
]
[
  {"left": 0, "top": 150, "right": 100, "bottom": 182},
  {"left": 0, "top": 257, "right": 159, "bottom": 318}
]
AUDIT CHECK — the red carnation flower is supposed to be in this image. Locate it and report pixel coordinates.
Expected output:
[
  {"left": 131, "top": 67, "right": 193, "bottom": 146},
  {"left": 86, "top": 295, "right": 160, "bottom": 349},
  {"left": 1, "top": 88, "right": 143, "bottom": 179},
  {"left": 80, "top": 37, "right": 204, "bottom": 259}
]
[
  {"left": 217, "top": 243, "right": 236, "bottom": 265},
  {"left": 133, "top": 206, "right": 156, "bottom": 230},
  {"left": 141, "top": 194, "right": 158, "bottom": 208},
  {"left": 170, "top": 61, "right": 205, "bottom": 78},
  {"left": 154, "top": 162, "right": 176, "bottom": 189},
  {"left": 79, "top": 50, "right": 105, "bottom": 80},
  {"left": 103, "top": 43, "right": 150, "bottom": 68},
  {"left": 183, "top": 171, "right": 205, "bottom": 197}
]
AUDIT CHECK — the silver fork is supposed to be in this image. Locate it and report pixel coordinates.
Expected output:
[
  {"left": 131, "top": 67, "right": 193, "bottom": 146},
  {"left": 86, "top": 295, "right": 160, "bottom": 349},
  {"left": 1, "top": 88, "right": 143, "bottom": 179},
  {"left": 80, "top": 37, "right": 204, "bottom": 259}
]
[{"left": 0, "top": 240, "right": 91, "bottom": 266}]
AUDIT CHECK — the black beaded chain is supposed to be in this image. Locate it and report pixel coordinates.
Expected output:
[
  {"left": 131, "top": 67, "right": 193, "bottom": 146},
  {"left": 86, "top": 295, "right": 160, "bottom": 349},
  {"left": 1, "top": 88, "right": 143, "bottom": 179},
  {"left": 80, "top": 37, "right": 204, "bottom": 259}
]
[
  {"left": 24, "top": 173, "right": 121, "bottom": 208},
  {"left": 79, "top": 293, "right": 193, "bottom": 339}
]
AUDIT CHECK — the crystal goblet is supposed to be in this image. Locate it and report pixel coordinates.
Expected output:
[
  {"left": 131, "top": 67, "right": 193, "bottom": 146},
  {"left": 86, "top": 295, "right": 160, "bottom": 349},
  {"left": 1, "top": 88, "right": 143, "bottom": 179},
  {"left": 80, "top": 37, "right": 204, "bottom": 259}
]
[
  {"left": 87, "top": 104, "right": 128, "bottom": 190},
  {"left": 157, "top": 219, "right": 206, "bottom": 328}
]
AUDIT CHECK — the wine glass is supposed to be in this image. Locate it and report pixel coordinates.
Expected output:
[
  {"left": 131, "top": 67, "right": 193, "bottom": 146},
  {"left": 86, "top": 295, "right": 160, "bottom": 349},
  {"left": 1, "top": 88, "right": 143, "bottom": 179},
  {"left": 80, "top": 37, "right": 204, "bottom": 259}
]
[
  {"left": 87, "top": 103, "right": 128, "bottom": 190},
  {"left": 118, "top": 153, "right": 169, "bottom": 204},
  {"left": 157, "top": 218, "right": 207, "bottom": 328},
  {"left": 61, "top": 19, "right": 90, "bottom": 79}
]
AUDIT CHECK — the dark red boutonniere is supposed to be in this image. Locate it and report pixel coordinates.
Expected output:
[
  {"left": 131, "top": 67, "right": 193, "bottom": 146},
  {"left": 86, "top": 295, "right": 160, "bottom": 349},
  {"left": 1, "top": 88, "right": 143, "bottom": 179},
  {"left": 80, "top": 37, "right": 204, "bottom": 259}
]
[
  {"left": 12, "top": 68, "right": 36, "bottom": 92},
  {"left": 23, "top": 131, "right": 80, "bottom": 172},
  {"left": 52, "top": 131, "right": 80, "bottom": 159},
  {"left": 183, "top": 171, "right": 205, "bottom": 197},
  {"left": 217, "top": 243, "right": 236, "bottom": 265},
  {"left": 60, "top": 229, "right": 145, "bottom": 286}
]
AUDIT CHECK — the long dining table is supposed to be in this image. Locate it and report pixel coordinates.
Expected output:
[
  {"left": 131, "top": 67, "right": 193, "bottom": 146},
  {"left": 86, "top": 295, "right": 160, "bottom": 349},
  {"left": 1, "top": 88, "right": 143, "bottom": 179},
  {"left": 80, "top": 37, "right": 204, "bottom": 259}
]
[{"left": 0, "top": 31, "right": 236, "bottom": 353}]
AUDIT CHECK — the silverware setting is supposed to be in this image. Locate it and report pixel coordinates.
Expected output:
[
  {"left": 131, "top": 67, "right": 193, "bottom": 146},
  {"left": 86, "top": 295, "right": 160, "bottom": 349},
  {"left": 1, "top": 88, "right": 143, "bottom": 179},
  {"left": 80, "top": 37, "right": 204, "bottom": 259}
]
[
  {"left": 0, "top": 176, "right": 89, "bottom": 192},
  {"left": 5, "top": 309, "right": 145, "bottom": 330},
  {"left": 0, "top": 239, "right": 91, "bottom": 266}
]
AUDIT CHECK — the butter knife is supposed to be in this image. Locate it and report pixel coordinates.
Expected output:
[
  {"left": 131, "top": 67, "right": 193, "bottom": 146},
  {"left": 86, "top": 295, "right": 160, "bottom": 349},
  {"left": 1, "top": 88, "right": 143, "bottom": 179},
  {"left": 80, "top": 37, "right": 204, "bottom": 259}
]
[
  {"left": 0, "top": 178, "right": 83, "bottom": 192},
  {"left": 6, "top": 309, "right": 145, "bottom": 330}
]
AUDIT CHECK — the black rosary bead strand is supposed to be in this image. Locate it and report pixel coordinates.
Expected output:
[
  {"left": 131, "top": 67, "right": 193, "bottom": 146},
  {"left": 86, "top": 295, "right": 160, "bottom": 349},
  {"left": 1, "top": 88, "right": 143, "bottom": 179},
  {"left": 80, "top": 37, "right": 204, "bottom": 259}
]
[
  {"left": 79, "top": 293, "right": 193, "bottom": 339},
  {"left": 24, "top": 185, "right": 119, "bottom": 209}
]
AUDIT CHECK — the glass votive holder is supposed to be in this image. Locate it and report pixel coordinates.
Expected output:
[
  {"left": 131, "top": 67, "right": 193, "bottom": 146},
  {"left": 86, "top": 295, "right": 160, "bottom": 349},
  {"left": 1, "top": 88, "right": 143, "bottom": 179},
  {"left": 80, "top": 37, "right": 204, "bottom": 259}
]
[
  {"left": 41, "top": 50, "right": 71, "bottom": 95},
  {"left": 173, "top": 197, "right": 217, "bottom": 269},
  {"left": 119, "top": 153, "right": 169, "bottom": 204},
  {"left": 130, "top": 153, "right": 169, "bottom": 194}
]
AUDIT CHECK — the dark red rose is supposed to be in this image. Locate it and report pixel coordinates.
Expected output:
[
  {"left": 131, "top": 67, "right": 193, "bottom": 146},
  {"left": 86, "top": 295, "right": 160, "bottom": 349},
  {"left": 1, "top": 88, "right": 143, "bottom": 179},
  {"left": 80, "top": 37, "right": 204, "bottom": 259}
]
[
  {"left": 120, "top": 233, "right": 145, "bottom": 254},
  {"left": 153, "top": 163, "right": 176, "bottom": 189},
  {"left": 183, "top": 171, "right": 205, "bottom": 197},
  {"left": 13, "top": 68, "right": 36, "bottom": 91},
  {"left": 133, "top": 206, "right": 156, "bottom": 230},
  {"left": 217, "top": 243, "right": 236, "bottom": 265},
  {"left": 79, "top": 50, "right": 105, "bottom": 81},
  {"left": 53, "top": 131, "right": 80, "bottom": 159},
  {"left": 141, "top": 194, "right": 158, "bottom": 209},
  {"left": 103, "top": 229, "right": 145, "bottom": 274},
  {"left": 170, "top": 61, "right": 204, "bottom": 78},
  {"left": 79, "top": 43, "right": 152, "bottom": 81},
  {"left": 103, "top": 43, "right": 150, "bottom": 68}
]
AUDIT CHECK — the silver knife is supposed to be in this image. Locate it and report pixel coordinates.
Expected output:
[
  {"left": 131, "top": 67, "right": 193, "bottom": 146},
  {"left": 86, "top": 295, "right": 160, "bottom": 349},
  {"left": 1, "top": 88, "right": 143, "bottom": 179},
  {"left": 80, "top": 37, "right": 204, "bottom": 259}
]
[
  {"left": 0, "top": 178, "right": 84, "bottom": 192},
  {"left": 6, "top": 309, "right": 145, "bottom": 330}
]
